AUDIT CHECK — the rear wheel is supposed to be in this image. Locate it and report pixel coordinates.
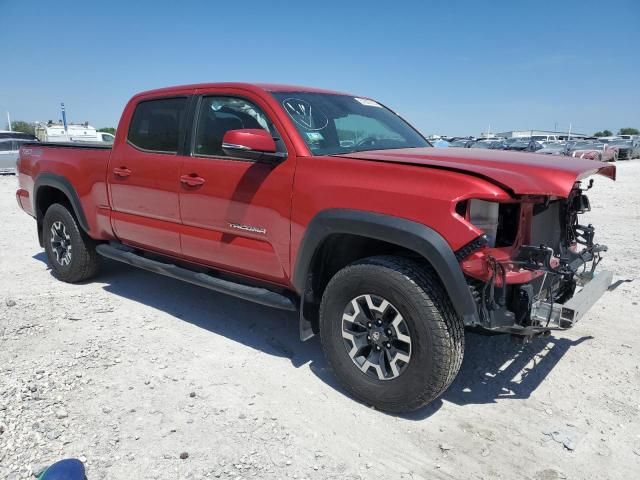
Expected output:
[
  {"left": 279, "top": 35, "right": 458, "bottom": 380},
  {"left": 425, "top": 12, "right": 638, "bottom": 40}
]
[
  {"left": 43, "top": 203, "right": 99, "bottom": 282},
  {"left": 319, "top": 255, "right": 464, "bottom": 413}
]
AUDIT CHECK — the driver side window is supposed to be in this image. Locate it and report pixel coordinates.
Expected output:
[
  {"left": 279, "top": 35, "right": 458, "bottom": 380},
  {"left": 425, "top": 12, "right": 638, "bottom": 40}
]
[{"left": 193, "top": 96, "right": 280, "bottom": 157}]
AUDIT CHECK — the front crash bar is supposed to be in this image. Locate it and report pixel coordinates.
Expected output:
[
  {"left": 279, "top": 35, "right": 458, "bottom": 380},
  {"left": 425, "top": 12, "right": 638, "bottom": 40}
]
[{"left": 531, "top": 270, "right": 613, "bottom": 328}]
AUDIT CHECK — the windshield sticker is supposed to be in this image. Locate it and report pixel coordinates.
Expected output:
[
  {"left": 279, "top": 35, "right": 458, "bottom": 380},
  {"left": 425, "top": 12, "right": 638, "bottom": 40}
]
[
  {"left": 354, "top": 97, "right": 382, "bottom": 107},
  {"left": 282, "top": 98, "right": 328, "bottom": 131},
  {"left": 305, "top": 131, "right": 324, "bottom": 142}
]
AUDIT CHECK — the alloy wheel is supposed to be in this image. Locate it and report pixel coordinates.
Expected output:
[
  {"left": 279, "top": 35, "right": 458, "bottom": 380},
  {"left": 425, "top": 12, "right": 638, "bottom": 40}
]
[
  {"left": 341, "top": 294, "right": 412, "bottom": 380},
  {"left": 50, "top": 220, "right": 72, "bottom": 266}
]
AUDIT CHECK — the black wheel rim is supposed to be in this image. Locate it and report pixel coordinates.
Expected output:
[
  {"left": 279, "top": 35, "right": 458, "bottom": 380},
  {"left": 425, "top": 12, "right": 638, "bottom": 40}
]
[
  {"left": 50, "top": 220, "right": 72, "bottom": 266},
  {"left": 341, "top": 294, "right": 412, "bottom": 381}
]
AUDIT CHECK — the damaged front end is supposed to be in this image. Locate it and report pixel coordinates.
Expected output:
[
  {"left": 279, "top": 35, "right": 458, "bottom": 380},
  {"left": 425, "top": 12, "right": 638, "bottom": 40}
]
[{"left": 457, "top": 179, "right": 613, "bottom": 337}]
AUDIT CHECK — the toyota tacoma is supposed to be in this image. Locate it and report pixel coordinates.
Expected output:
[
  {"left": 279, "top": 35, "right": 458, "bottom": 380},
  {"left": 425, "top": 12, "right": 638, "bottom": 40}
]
[{"left": 16, "top": 83, "right": 615, "bottom": 412}]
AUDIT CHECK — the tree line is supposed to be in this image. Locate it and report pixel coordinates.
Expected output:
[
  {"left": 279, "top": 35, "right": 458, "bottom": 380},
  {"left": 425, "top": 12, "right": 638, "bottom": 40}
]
[{"left": 593, "top": 128, "right": 639, "bottom": 137}]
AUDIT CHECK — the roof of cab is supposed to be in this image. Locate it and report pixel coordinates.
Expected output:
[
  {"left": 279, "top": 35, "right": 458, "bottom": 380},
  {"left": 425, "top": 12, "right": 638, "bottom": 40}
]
[{"left": 133, "top": 82, "right": 351, "bottom": 99}]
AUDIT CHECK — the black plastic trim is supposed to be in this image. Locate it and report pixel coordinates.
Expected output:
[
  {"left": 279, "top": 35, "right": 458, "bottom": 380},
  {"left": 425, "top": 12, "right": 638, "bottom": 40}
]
[
  {"left": 454, "top": 234, "right": 488, "bottom": 261},
  {"left": 34, "top": 172, "right": 90, "bottom": 232},
  {"left": 293, "top": 209, "right": 480, "bottom": 326},
  {"left": 96, "top": 243, "right": 298, "bottom": 311}
]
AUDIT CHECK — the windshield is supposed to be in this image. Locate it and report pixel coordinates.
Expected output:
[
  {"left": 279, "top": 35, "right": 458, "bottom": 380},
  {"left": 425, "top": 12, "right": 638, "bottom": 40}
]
[{"left": 271, "top": 92, "right": 429, "bottom": 155}]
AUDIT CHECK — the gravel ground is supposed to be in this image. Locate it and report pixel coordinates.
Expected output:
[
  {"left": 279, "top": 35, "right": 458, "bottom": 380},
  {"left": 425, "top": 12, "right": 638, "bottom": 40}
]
[{"left": 1, "top": 162, "right": 639, "bottom": 480}]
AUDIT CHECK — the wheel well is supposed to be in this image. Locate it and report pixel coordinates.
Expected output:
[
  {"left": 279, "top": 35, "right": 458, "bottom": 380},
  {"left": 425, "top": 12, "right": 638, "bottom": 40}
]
[
  {"left": 35, "top": 186, "right": 73, "bottom": 246},
  {"left": 301, "top": 233, "right": 422, "bottom": 329}
]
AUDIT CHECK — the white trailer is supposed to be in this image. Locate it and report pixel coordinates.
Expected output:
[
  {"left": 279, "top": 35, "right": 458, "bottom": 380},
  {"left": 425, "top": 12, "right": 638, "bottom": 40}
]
[{"left": 35, "top": 122, "right": 101, "bottom": 143}]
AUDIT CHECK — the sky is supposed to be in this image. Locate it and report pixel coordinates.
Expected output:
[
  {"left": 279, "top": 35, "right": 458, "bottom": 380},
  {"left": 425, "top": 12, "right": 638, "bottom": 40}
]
[{"left": 1, "top": 0, "right": 638, "bottom": 136}]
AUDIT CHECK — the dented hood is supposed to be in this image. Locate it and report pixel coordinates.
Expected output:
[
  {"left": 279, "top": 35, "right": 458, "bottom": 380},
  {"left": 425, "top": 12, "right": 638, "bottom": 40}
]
[{"left": 335, "top": 147, "right": 616, "bottom": 197}]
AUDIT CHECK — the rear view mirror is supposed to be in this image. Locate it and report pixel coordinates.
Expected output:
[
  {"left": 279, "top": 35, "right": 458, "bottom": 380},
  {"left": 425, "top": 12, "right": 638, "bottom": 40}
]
[{"left": 221, "top": 129, "right": 286, "bottom": 164}]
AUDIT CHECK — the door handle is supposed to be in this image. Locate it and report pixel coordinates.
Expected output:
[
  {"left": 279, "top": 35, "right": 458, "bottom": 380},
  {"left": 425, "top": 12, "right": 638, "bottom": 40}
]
[
  {"left": 180, "top": 174, "right": 206, "bottom": 187},
  {"left": 113, "top": 167, "right": 132, "bottom": 178}
]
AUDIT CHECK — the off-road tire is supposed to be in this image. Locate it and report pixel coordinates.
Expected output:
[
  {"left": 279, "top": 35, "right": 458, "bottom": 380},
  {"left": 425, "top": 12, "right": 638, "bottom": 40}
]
[
  {"left": 319, "top": 255, "right": 464, "bottom": 413},
  {"left": 43, "top": 203, "right": 99, "bottom": 283}
]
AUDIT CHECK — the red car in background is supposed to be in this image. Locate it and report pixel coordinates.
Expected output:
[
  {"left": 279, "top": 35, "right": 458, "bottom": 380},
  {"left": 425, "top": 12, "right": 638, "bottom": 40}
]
[{"left": 570, "top": 140, "right": 618, "bottom": 162}]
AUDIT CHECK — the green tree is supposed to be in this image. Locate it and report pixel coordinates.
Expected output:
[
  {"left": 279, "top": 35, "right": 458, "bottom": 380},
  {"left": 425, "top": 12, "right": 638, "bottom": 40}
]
[
  {"left": 98, "top": 127, "right": 116, "bottom": 135},
  {"left": 593, "top": 129, "right": 613, "bottom": 137},
  {"left": 10, "top": 121, "right": 36, "bottom": 135},
  {"left": 618, "top": 127, "right": 639, "bottom": 135}
]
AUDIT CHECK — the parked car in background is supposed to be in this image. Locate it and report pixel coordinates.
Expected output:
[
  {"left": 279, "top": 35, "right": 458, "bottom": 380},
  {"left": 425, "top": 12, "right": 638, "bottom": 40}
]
[
  {"left": 536, "top": 142, "right": 570, "bottom": 156},
  {"left": 0, "top": 131, "right": 38, "bottom": 174},
  {"left": 469, "top": 139, "right": 503, "bottom": 149},
  {"left": 503, "top": 137, "right": 542, "bottom": 152},
  {"left": 606, "top": 139, "right": 635, "bottom": 160},
  {"left": 99, "top": 132, "right": 115, "bottom": 144},
  {"left": 448, "top": 137, "right": 475, "bottom": 148},
  {"left": 530, "top": 134, "right": 559, "bottom": 142},
  {"left": 431, "top": 138, "right": 450, "bottom": 148},
  {"left": 569, "top": 141, "right": 617, "bottom": 162},
  {"left": 597, "top": 136, "right": 620, "bottom": 143}
]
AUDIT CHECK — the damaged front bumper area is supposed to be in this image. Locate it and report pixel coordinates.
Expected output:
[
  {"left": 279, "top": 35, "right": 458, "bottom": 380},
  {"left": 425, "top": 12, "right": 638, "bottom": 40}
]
[
  {"left": 460, "top": 181, "right": 613, "bottom": 336},
  {"left": 530, "top": 268, "right": 612, "bottom": 330}
]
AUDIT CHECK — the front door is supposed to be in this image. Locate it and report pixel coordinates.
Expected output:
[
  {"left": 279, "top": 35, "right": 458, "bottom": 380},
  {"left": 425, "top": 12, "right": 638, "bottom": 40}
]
[
  {"left": 108, "top": 95, "right": 190, "bottom": 256},
  {"left": 178, "top": 92, "right": 296, "bottom": 284}
]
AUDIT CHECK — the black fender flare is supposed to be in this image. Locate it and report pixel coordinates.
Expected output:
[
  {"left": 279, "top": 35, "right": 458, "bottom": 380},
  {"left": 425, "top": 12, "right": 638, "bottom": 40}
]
[
  {"left": 293, "top": 209, "right": 479, "bottom": 339},
  {"left": 33, "top": 173, "right": 90, "bottom": 232}
]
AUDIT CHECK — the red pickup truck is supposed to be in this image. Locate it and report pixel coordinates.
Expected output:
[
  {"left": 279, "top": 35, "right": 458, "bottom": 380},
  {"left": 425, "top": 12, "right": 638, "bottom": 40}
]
[{"left": 16, "top": 83, "right": 615, "bottom": 412}]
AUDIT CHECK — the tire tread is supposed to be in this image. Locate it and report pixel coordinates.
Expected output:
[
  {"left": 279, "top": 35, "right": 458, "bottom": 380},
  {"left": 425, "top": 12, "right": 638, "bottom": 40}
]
[{"left": 320, "top": 255, "right": 465, "bottom": 412}]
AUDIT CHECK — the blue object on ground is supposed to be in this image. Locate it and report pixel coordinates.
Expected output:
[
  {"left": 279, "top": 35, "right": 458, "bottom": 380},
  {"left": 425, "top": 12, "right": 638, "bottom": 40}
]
[{"left": 38, "top": 458, "right": 86, "bottom": 480}]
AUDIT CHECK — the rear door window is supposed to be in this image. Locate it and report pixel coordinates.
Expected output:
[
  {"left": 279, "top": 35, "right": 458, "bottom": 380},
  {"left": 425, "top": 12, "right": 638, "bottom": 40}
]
[{"left": 127, "top": 97, "right": 188, "bottom": 153}]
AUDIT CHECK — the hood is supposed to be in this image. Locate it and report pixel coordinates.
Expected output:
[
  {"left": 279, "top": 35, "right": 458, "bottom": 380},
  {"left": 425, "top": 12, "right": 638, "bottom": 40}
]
[{"left": 334, "top": 147, "right": 615, "bottom": 197}]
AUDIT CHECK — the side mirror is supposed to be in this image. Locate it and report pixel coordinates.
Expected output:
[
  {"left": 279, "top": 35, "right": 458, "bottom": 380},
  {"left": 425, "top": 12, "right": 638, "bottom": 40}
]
[{"left": 221, "top": 129, "right": 286, "bottom": 164}]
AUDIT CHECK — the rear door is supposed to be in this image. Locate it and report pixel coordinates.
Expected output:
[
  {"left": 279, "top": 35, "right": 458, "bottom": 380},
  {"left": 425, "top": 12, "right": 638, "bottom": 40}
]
[
  {"left": 178, "top": 89, "right": 296, "bottom": 284},
  {"left": 108, "top": 94, "right": 191, "bottom": 256}
]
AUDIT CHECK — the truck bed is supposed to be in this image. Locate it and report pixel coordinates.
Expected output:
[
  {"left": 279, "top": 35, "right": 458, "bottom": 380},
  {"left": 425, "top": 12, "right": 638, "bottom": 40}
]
[{"left": 17, "top": 141, "right": 114, "bottom": 240}]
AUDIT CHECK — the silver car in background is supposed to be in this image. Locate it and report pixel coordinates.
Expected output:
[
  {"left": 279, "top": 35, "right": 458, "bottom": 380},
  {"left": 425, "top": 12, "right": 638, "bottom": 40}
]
[{"left": 0, "top": 131, "right": 37, "bottom": 174}]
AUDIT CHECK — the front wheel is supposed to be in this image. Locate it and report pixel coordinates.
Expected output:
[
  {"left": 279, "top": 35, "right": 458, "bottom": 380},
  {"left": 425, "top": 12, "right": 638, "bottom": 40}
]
[
  {"left": 43, "top": 203, "right": 100, "bottom": 283},
  {"left": 319, "top": 256, "right": 464, "bottom": 413}
]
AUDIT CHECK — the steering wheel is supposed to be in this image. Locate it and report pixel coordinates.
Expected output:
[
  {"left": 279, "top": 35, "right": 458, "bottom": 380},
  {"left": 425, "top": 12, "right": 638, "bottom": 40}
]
[{"left": 355, "top": 136, "right": 379, "bottom": 148}]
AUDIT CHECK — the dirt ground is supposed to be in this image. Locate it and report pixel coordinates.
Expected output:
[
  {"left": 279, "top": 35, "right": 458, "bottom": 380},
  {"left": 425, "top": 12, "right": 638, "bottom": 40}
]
[{"left": 1, "top": 162, "right": 639, "bottom": 480}]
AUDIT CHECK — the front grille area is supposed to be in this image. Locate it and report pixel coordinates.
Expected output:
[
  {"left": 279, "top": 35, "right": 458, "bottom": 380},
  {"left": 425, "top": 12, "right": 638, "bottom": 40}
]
[{"left": 618, "top": 149, "right": 632, "bottom": 160}]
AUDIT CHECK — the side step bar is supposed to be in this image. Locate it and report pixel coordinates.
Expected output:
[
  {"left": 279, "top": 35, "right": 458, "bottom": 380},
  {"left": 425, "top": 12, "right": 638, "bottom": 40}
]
[{"left": 96, "top": 243, "right": 297, "bottom": 311}]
